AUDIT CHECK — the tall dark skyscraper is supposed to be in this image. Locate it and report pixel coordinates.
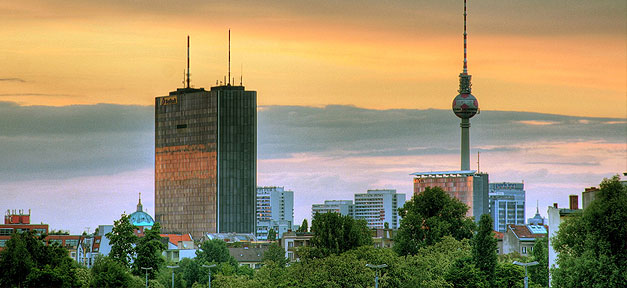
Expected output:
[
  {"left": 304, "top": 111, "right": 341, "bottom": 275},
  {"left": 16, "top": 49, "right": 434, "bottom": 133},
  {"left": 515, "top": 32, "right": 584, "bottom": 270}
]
[{"left": 155, "top": 36, "right": 256, "bottom": 239}]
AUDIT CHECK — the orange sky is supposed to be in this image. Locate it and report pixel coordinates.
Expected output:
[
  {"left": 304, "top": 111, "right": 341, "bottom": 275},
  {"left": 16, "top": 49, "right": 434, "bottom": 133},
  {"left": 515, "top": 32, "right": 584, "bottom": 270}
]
[{"left": 0, "top": 0, "right": 625, "bottom": 118}]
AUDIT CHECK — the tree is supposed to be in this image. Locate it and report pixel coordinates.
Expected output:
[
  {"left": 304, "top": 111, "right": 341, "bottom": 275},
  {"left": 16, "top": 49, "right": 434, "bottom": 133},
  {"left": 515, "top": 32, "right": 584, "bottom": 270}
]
[
  {"left": 310, "top": 212, "right": 372, "bottom": 257},
  {"left": 529, "top": 236, "right": 548, "bottom": 287},
  {"left": 551, "top": 175, "right": 627, "bottom": 287},
  {"left": 106, "top": 213, "right": 138, "bottom": 268},
  {"left": 91, "top": 256, "right": 133, "bottom": 288},
  {"left": 196, "top": 239, "right": 236, "bottom": 265},
  {"left": 0, "top": 230, "right": 78, "bottom": 287},
  {"left": 395, "top": 186, "right": 475, "bottom": 256},
  {"left": 472, "top": 214, "right": 497, "bottom": 286},
  {"left": 133, "top": 222, "right": 167, "bottom": 278},
  {"left": 494, "top": 263, "right": 523, "bottom": 288},
  {"left": 297, "top": 219, "right": 308, "bottom": 233},
  {"left": 267, "top": 228, "right": 277, "bottom": 241},
  {"left": 263, "top": 243, "right": 288, "bottom": 267},
  {"left": 446, "top": 257, "right": 489, "bottom": 288}
]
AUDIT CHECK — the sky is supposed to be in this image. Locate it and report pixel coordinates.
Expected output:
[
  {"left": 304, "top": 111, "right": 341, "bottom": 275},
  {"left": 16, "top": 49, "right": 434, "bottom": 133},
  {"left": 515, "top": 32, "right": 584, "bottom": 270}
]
[{"left": 0, "top": 0, "right": 625, "bottom": 234}]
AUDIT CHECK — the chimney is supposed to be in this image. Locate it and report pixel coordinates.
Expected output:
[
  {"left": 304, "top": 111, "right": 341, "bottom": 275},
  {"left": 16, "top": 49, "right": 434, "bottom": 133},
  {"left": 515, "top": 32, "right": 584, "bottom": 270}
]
[
  {"left": 569, "top": 195, "right": 579, "bottom": 210},
  {"left": 553, "top": 203, "right": 558, "bottom": 208}
]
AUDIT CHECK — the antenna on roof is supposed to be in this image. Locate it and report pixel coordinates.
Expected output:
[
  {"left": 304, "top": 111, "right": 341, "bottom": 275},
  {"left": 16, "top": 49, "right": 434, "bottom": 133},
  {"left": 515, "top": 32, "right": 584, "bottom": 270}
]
[
  {"left": 228, "top": 29, "right": 231, "bottom": 86},
  {"left": 187, "top": 35, "right": 191, "bottom": 88},
  {"left": 240, "top": 63, "right": 243, "bottom": 86},
  {"left": 477, "top": 151, "right": 480, "bottom": 172}
]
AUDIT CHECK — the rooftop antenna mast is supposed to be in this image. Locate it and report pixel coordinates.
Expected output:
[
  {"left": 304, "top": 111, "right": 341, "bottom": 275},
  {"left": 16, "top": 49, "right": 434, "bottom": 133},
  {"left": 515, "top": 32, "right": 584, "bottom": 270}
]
[
  {"left": 228, "top": 29, "right": 231, "bottom": 86},
  {"left": 186, "top": 35, "right": 191, "bottom": 88},
  {"left": 463, "top": 0, "right": 468, "bottom": 75}
]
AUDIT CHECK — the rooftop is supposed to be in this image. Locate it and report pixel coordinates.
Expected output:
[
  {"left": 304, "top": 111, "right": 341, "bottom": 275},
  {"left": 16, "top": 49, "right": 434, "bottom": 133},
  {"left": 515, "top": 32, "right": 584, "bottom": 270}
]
[
  {"left": 507, "top": 224, "right": 548, "bottom": 240},
  {"left": 411, "top": 170, "right": 477, "bottom": 177}
]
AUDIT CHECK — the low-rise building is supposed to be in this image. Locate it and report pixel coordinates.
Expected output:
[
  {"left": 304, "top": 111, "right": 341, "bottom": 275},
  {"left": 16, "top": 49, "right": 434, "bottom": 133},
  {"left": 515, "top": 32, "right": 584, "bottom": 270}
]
[
  {"left": 312, "top": 200, "right": 354, "bottom": 218},
  {"left": 229, "top": 247, "right": 267, "bottom": 269},
  {"left": 502, "top": 224, "right": 548, "bottom": 256},
  {"left": 280, "top": 231, "right": 313, "bottom": 262}
]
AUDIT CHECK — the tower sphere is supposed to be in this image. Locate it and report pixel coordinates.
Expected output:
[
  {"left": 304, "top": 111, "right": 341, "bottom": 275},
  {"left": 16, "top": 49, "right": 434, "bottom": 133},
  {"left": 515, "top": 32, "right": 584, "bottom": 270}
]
[{"left": 452, "top": 92, "right": 478, "bottom": 119}]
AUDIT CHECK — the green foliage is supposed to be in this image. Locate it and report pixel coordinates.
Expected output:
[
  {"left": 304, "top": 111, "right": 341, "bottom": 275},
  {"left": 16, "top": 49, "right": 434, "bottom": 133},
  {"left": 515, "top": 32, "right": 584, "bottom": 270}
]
[
  {"left": 472, "top": 214, "right": 497, "bottom": 285},
  {"left": 106, "top": 213, "right": 138, "bottom": 268},
  {"left": 262, "top": 243, "right": 288, "bottom": 267},
  {"left": 446, "top": 257, "right": 489, "bottom": 288},
  {"left": 180, "top": 257, "right": 203, "bottom": 287},
  {"left": 267, "top": 228, "right": 276, "bottom": 242},
  {"left": 402, "top": 236, "right": 471, "bottom": 288},
  {"left": 196, "top": 239, "right": 236, "bottom": 265},
  {"left": 394, "top": 186, "right": 475, "bottom": 256},
  {"left": 91, "top": 256, "right": 133, "bottom": 288},
  {"left": 75, "top": 266, "right": 92, "bottom": 288},
  {"left": 0, "top": 230, "right": 78, "bottom": 287},
  {"left": 529, "top": 236, "right": 548, "bottom": 287},
  {"left": 494, "top": 263, "right": 523, "bottom": 288},
  {"left": 297, "top": 219, "right": 308, "bottom": 233},
  {"left": 310, "top": 212, "right": 373, "bottom": 257},
  {"left": 552, "top": 175, "right": 627, "bottom": 288},
  {"left": 133, "top": 222, "right": 167, "bottom": 278}
]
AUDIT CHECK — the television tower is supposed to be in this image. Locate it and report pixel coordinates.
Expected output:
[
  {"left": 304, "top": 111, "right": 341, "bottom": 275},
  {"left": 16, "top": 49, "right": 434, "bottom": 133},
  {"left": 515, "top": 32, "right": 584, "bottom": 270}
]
[{"left": 452, "top": 0, "right": 479, "bottom": 171}]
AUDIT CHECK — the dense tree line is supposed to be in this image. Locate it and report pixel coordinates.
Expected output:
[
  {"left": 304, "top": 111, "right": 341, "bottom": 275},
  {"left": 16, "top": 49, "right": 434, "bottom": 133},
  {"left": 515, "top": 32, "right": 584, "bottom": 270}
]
[{"left": 4, "top": 176, "right": 619, "bottom": 287}]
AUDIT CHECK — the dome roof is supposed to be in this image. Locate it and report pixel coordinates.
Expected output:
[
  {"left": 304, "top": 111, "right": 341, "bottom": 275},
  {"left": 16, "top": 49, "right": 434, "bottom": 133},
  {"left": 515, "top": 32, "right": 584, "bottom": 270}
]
[
  {"left": 129, "top": 193, "right": 154, "bottom": 227},
  {"left": 452, "top": 93, "right": 478, "bottom": 119}
]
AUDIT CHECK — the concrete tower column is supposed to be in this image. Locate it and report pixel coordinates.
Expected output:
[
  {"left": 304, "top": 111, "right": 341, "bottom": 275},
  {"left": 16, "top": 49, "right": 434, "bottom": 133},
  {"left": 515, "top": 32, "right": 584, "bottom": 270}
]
[{"left": 460, "top": 118, "right": 470, "bottom": 170}]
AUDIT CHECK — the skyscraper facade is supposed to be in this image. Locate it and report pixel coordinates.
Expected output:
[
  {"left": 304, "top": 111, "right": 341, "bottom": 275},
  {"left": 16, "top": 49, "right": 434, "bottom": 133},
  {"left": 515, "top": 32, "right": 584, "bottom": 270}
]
[
  {"left": 489, "top": 182, "right": 525, "bottom": 232},
  {"left": 155, "top": 85, "right": 256, "bottom": 239},
  {"left": 412, "top": 170, "right": 489, "bottom": 221},
  {"left": 354, "top": 189, "right": 405, "bottom": 229},
  {"left": 256, "top": 186, "right": 294, "bottom": 240}
]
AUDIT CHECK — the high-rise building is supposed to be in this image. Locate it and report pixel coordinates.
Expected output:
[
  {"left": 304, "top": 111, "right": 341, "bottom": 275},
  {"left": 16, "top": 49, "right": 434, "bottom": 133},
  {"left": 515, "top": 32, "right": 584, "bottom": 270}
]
[
  {"left": 489, "top": 182, "right": 525, "bottom": 232},
  {"left": 311, "top": 200, "right": 354, "bottom": 219},
  {"left": 412, "top": 171, "right": 489, "bottom": 221},
  {"left": 354, "top": 189, "right": 405, "bottom": 229},
  {"left": 256, "top": 187, "right": 294, "bottom": 240},
  {"left": 155, "top": 84, "right": 256, "bottom": 239}
]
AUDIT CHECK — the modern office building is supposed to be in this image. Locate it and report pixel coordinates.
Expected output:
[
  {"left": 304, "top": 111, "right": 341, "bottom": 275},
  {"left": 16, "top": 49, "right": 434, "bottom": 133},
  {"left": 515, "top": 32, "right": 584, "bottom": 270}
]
[
  {"left": 354, "top": 189, "right": 405, "bottom": 229},
  {"left": 489, "top": 182, "right": 525, "bottom": 232},
  {"left": 256, "top": 187, "right": 294, "bottom": 240},
  {"left": 311, "top": 200, "right": 355, "bottom": 218},
  {"left": 412, "top": 171, "right": 489, "bottom": 221},
  {"left": 155, "top": 83, "right": 257, "bottom": 239}
]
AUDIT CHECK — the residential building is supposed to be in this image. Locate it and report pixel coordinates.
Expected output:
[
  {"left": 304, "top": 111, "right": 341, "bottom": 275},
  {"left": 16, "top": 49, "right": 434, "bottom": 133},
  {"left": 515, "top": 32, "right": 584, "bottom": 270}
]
[
  {"left": 155, "top": 82, "right": 257, "bottom": 238},
  {"left": 280, "top": 231, "right": 314, "bottom": 262},
  {"left": 489, "top": 182, "right": 525, "bottom": 232},
  {"left": 161, "top": 233, "right": 196, "bottom": 263},
  {"left": 372, "top": 228, "right": 396, "bottom": 249},
  {"left": 256, "top": 187, "right": 294, "bottom": 240},
  {"left": 582, "top": 187, "right": 598, "bottom": 209},
  {"left": 311, "top": 200, "right": 354, "bottom": 218},
  {"left": 494, "top": 231, "right": 504, "bottom": 255},
  {"left": 354, "top": 189, "right": 405, "bottom": 229},
  {"left": 502, "top": 224, "right": 547, "bottom": 256},
  {"left": 229, "top": 247, "right": 267, "bottom": 269},
  {"left": 411, "top": 170, "right": 489, "bottom": 221}
]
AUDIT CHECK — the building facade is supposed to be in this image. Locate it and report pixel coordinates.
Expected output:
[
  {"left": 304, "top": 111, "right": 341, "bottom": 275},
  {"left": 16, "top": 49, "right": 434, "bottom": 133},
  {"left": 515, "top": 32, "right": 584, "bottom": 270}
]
[
  {"left": 155, "top": 84, "right": 257, "bottom": 238},
  {"left": 502, "top": 224, "right": 547, "bottom": 256},
  {"left": 412, "top": 170, "right": 489, "bottom": 221},
  {"left": 311, "top": 200, "right": 354, "bottom": 219},
  {"left": 489, "top": 182, "right": 525, "bottom": 232},
  {"left": 256, "top": 187, "right": 294, "bottom": 240},
  {"left": 354, "top": 189, "right": 405, "bottom": 229}
]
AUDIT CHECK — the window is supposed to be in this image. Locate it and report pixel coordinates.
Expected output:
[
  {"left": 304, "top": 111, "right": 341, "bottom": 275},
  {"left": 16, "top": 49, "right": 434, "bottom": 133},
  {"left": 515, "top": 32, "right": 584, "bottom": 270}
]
[
  {"left": 0, "top": 240, "right": 6, "bottom": 247},
  {"left": 0, "top": 228, "right": 13, "bottom": 236},
  {"left": 32, "top": 229, "right": 46, "bottom": 235},
  {"left": 522, "top": 247, "right": 527, "bottom": 254}
]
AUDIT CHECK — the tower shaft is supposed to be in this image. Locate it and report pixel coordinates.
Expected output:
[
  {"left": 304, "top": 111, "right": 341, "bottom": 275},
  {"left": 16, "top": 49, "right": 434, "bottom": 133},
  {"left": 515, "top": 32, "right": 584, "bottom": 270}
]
[{"left": 461, "top": 118, "right": 470, "bottom": 170}]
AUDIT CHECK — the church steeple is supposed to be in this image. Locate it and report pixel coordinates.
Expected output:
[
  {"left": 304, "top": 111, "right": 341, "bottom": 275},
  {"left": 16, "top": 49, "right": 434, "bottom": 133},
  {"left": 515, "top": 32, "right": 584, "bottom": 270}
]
[{"left": 137, "top": 192, "right": 143, "bottom": 212}]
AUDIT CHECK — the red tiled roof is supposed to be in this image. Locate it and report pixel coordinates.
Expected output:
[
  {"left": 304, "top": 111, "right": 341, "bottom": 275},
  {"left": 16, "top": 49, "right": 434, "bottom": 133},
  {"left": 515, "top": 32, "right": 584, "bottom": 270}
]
[
  {"left": 160, "top": 234, "right": 192, "bottom": 246},
  {"left": 507, "top": 224, "right": 548, "bottom": 239},
  {"left": 493, "top": 231, "right": 504, "bottom": 240}
]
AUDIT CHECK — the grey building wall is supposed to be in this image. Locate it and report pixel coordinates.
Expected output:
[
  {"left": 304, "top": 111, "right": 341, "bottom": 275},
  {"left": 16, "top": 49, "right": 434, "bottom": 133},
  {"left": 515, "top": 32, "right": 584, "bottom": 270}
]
[{"left": 473, "top": 173, "right": 490, "bottom": 222}]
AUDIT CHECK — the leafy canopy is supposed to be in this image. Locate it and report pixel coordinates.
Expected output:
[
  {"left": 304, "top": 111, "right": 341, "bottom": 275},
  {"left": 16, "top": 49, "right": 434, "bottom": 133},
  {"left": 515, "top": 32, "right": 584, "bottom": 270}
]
[
  {"left": 394, "top": 186, "right": 475, "bottom": 256},
  {"left": 310, "top": 212, "right": 373, "bottom": 257}
]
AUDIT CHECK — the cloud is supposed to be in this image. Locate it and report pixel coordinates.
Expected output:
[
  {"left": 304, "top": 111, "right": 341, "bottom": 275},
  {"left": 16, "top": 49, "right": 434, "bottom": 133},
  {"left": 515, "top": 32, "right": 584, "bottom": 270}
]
[
  {"left": 0, "top": 93, "right": 78, "bottom": 97},
  {"left": 0, "top": 101, "right": 153, "bottom": 180},
  {"left": 0, "top": 78, "right": 26, "bottom": 82}
]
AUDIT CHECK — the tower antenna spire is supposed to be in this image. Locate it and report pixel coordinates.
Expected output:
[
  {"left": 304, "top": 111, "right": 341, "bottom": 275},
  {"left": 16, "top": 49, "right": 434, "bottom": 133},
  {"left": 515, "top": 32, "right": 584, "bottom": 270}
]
[
  {"left": 187, "top": 35, "right": 190, "bottom": 88},
  {"left": 463, "top": 0, "right": 468, "bottom": 74},
  {"left": 228, "top": 29, "right": 231, "bottom": 86}
]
